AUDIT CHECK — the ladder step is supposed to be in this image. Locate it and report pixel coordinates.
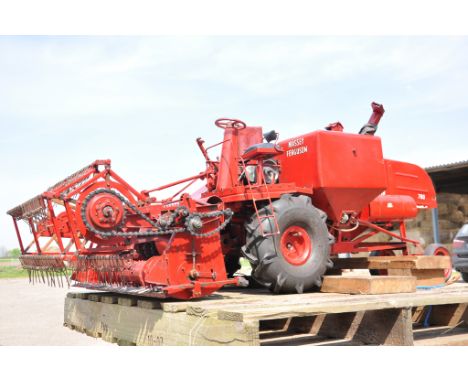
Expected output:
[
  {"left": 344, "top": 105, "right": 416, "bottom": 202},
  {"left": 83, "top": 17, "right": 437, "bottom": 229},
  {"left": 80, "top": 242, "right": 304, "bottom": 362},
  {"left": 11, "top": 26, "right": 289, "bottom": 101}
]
[{"left": 263, "top": 232, "right": 280, "bottom": 237}]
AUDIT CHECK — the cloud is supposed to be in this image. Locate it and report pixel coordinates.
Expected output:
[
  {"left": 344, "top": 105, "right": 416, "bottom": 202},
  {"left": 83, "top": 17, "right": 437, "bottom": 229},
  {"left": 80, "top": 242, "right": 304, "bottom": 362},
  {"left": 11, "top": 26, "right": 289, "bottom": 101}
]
[{"left": 0, "top": 36, "right": 467, "bottom": 248}]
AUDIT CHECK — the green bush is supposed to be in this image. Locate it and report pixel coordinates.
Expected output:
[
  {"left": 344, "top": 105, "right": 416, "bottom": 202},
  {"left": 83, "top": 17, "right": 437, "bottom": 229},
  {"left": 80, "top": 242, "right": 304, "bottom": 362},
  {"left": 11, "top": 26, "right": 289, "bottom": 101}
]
[{"left": 8, "top": 248, "right": 21, "bottom": 258}]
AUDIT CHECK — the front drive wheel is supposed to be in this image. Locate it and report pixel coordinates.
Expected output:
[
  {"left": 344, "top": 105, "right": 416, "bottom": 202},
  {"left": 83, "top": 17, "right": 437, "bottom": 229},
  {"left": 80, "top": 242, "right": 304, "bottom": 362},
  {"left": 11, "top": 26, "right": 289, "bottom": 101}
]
[{"left": 242, "top": 194, "right": 333, "bottom": 294}]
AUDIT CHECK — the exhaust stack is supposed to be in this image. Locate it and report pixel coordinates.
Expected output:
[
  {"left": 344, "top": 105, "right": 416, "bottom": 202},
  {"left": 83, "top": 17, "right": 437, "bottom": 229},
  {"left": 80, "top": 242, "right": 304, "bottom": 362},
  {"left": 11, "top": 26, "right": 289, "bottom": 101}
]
[{"left": 359, "top": 102, "right": 385, "bottom": 135}]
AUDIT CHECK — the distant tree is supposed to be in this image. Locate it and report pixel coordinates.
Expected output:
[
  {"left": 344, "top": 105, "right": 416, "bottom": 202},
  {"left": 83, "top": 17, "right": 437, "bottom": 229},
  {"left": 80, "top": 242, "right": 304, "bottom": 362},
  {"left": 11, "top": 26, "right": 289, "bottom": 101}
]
[{"left": 8, "top": 248, "right": 21, "bottom": 258}]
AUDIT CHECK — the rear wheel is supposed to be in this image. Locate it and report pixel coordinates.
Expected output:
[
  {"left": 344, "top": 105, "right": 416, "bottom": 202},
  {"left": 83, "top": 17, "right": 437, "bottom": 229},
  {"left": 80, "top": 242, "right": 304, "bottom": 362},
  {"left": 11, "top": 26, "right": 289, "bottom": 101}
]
[
  {"left": 461, "top": 272, "right": 468, "bottom": 283},
  {"left": 424, "top": 243, "right": 452, "bottom": 280},
  {"left": 242, "top": 194, "right": 333, "bottom": 294}
]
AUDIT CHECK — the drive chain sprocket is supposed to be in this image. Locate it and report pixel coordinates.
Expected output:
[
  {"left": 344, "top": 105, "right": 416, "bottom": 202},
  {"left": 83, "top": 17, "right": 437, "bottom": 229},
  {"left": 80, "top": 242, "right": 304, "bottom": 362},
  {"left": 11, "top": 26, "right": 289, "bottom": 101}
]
[{"left": 80, "top": 188, "right": 232, "bottom": 238}]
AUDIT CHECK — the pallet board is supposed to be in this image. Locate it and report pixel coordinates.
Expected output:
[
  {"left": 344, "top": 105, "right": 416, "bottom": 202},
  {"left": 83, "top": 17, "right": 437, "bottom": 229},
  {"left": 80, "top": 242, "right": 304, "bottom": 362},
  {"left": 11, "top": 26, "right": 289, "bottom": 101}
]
[
  {"left": 321, "top": 275, "right": 416, "bottom": 294},
  {"left": 331, "top": 255, "right": 451, "bottom": 270},
  {"left": 388, "top": 269, "right": 446, "bottom": 286},
  {"left": 64, "top": 283, "right": 468, "bottom": 346}
]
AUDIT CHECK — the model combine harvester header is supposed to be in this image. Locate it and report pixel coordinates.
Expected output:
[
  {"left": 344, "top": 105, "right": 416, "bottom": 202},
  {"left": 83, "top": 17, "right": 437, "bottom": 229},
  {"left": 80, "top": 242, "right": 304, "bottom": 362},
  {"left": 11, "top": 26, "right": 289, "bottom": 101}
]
[{"left": 7, "top": 103, "right": 446, "bottom": 299}]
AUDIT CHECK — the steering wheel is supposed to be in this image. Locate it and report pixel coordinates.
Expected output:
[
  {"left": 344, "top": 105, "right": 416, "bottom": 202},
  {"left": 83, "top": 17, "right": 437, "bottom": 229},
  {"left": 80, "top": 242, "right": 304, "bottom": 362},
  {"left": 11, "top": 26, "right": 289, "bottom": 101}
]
[{"left": 215, "top": 118, "right": 247, "bottom": 130}]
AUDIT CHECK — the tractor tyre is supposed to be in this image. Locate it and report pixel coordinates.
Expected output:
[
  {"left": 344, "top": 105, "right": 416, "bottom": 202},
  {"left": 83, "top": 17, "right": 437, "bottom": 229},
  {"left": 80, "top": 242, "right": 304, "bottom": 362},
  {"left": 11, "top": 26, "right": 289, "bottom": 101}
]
[{"left": 242, "top": 194, "right": 334, "bottom": 294}]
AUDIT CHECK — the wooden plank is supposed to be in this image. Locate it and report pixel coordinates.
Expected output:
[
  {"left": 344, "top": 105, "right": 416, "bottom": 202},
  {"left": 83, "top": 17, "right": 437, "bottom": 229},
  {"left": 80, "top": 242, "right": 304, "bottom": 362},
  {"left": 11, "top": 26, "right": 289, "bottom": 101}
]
[
  {"left": 117, "top": 296, "right": 137, "bottom": 307},
  {"left": 321, "top": 275, "right": 416, "bottom": 294},
  {"left": 332, "top": 256, "right": 451, "bottom": 270},
  {"left": 64, "top": 297, "right": 259, "bottom": 346},
  {"left": 261, "top": 324, "right": 468, "bottom": 346},
  {"left": 316, "top": 312, "right": 358, "bottom": 339},
  {"left": 414, "top": 326, "right": 468, "bottom": 346},
  {"left": 101, "top": 295, "right": 118, "bottom": 304},
  {"left": 216, "top": 286, "right": 468, "bottom": 322},
  {"left": 187, "top": 284, "right": 468, "bottom": 319},
  {"left": 260, "top": 332, "right": 334, "bottom": 346},
  {"left": 416, "top": 332, "right": 468, "bottom": 346},
  {"left": 354, "top": 308, "right": 413, "bottom": 345},
  {"left": 317, "top": 308, "right": 413, "bottom": 345},
  {"left": 184, "top": 290, "right": 344, "bottom": 317},
  {"left": 388, "top": 269, "right": 446, "bottom": 286},
  {"left": 137, "top": 299, "right": 161, "bottom": 310},
  {"left": 161, "top": 290, "right": 272, "bottom": 313},
  {"left": 412, "top": 306, "right": 428, "bottom": 324},
  {"left": 427, "top": 304, "right": 468, "bottom": 327},
  {"left": 88, "top": 294, "right": 102, "bottom": 302}
]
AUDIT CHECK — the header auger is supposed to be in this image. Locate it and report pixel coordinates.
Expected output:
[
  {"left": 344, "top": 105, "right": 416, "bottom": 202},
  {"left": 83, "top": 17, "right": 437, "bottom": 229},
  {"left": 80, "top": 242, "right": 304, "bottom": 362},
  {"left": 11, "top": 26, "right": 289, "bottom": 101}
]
[{"left": 7, "top": 103, "right": 441, "bottom": 299}]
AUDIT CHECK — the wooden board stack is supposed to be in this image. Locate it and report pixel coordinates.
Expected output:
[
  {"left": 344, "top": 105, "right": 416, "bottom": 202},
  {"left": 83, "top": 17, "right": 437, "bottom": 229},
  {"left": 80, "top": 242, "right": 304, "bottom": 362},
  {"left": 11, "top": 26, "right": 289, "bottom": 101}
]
[{"left": 326, "top": 255, "right": 451, "bottom": 294}]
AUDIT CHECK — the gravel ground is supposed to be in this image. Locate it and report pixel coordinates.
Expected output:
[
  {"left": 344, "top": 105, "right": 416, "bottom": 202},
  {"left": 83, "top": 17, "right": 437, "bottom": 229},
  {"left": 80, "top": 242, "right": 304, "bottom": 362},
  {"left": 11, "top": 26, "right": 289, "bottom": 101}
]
[{"left": 0, "top": 278, "right": 112, "bottom": 346}]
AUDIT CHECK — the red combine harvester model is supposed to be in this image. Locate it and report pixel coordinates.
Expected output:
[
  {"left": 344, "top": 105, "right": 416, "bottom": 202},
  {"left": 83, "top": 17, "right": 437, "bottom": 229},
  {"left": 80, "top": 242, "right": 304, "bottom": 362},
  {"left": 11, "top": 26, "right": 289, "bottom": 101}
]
[{"left": 7, "top": 103, "right": 445, "bottom": 299}]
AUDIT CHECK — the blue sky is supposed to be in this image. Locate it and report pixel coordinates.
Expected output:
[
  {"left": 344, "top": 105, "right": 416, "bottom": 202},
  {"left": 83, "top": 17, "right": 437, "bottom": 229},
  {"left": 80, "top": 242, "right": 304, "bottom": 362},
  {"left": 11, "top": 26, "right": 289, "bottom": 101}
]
[{"left": 1, "top": 36, "right": 467, "bottom": 248}]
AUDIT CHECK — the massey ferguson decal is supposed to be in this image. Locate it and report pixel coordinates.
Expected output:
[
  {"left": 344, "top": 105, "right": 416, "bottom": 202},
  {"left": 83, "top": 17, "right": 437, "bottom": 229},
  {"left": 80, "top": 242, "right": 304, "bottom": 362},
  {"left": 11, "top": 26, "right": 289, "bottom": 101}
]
[{"left": 286, "top": 137, "right": 308, "bottom": 157}]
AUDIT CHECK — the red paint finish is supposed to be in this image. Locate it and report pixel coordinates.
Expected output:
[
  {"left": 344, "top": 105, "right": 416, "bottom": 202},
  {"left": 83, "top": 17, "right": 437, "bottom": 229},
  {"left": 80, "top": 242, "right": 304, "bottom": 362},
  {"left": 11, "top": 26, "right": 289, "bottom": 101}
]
[
  {"left": 86, "top": 193, "right": 125, "bottom": 230},
  {"left": 384, "top": 159, "right": 437, "bottom": 209},
  {"left": 217, "top": 125, "right": 263, "bottom": 191},
  {"left": 278, "top": 130, "right": 387, "bottom": 221},
  {"left": 7, "top": 103, "right": 441, "bottom": 299},
  {"left": 280, "top": 226, "right": 312, "bottom": 266},
  {"left": 368, "top": 102, "right": 385, "bottom": 126},
  {"left": 368, "top": 195, "right": 418, "bottom": 222}
]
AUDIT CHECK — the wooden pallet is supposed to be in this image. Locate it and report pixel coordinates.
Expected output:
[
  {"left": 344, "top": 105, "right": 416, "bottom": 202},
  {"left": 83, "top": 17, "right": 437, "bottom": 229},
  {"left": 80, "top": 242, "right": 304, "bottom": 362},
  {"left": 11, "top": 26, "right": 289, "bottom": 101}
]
[
  {"left": 331, "top": 255, "right": 451, "bottom": 286},
  {"left": 321, "top": 275, "right": 416, "bottom": 294},
  {"left": 64, "top": 283, "right": 468, "bottom": 346}
]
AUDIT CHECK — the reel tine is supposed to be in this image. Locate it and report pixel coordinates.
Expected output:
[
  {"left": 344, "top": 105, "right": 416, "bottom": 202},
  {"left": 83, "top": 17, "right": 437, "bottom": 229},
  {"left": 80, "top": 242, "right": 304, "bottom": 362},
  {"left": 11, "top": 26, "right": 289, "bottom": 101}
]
[
  {"left": 27, "top": 269, "right": 31, "bottom": 284},
  {"left": 63, "top": 269, "right": 70, "bottom": 288},
  {"left": 109, "top": 256, "right": 113, "bottom": 285},
  {"left": 114, "top": 256, "right": 118, "bottom": 286}
]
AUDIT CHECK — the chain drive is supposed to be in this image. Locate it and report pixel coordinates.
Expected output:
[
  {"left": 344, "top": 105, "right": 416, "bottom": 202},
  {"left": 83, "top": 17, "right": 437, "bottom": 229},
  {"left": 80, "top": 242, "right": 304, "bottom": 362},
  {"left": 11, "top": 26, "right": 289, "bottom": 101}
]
[{"left": 80, "top": 188, "right": 233, "bottom": 239}]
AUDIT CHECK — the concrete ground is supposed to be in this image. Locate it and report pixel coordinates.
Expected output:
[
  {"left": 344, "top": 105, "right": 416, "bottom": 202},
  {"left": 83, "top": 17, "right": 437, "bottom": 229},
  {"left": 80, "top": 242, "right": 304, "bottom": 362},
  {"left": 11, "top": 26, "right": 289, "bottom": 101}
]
[{"left": 0, "top": 278, "right": 112, "bottom": 345}]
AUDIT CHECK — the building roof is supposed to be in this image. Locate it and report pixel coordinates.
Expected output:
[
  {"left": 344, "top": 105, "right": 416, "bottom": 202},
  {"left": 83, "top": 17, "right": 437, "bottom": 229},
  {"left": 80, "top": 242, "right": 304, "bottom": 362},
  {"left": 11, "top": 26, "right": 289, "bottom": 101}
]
[
  {"left": 425, "top": 160, "right": 468, "bottom": 194},
  {"left": 426, "top": 160, "right": 468, "bottom": 172}
]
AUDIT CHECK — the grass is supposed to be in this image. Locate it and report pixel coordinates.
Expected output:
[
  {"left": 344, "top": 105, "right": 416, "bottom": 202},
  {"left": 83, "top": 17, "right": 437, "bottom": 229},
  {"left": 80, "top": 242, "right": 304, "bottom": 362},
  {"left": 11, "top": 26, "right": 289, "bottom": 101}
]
[
  {"left": 0, "top": 266, "right": 29, "bottom": 279},
  {"left": 239, "top": 258, "right": 252, "bottom": 274},
  {"left": 0, "top": 258, "right": 19, "bottom": 263}
]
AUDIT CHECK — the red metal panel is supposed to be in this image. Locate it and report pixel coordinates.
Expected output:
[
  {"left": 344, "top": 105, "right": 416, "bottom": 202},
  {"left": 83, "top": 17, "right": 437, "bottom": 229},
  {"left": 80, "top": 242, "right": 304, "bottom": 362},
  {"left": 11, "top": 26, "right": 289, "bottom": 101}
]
[
  {"left": 217, "top": 127, "right": 262, "bottom": 191},
  {"left": 278, "top": 130, "right": 387, "bottom": 220},
  {"left": 384, "top": 159, "right": 437, "bottom": 209},
  {"left": 368, "top": 195, "right": 418, "bottom": 222}
]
